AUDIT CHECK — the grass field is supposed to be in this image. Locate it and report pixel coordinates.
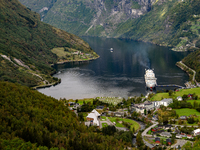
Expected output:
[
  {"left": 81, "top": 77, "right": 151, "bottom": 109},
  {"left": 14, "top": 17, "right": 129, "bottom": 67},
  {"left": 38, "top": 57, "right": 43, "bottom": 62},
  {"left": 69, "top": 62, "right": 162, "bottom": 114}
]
[
  {"left": 51, "top": 47, "right": 96, "bottom": 62},
  {"left": 151, "top": 87, "right": 200, "bottom": 101},
  {"left": 175, "top": 108, "right": 200, "bottom": 116},
  {"left": 187, "top": 100, "right": 200, "bottom": 105},
  {"left": 67, "top": 98, "right": 93, "bottom": 105},
  {"left": 97, "top": 97, "right": 123, "bottom": 106},
  {"left": 102, "top": 123, "right": 108, "bottom": 127},
  {"left": 106, "top": 117, "right": 140, "bottom": 131},
  {"left": 174, "top": 108, "right": 200, "bottom": 125}
]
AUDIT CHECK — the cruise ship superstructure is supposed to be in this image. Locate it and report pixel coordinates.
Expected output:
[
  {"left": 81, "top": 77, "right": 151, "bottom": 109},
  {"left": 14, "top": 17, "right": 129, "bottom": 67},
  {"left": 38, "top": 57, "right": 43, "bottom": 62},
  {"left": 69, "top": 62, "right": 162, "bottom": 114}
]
[{"left": 144, "top": 69, "right": 157, "bottom": 90}]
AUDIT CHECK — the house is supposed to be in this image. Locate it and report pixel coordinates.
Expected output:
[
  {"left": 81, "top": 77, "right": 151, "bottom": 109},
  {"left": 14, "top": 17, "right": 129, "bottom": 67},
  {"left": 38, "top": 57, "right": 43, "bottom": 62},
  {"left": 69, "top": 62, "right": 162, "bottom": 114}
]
[
  {"left": 160, "top": 132, "right": 172, "bottom": 138},
  {"left": 154, "top": 98, "right": 173, "bottom": 107},
  {"left": 131, "top": 101, "right": 155, "bottom": 114},
  {"left": 155, "top": 137, "right": 160, "bottom": 144},
  {"left": 166, "top": 138, "right": 171, "bottom": 145},
  {"left": 181, "top": 133, "right": 187, "bottom": 138},
  {"left": 187, "top": 135, "right": 193, "bottom": 139},
  {"left": 68, "top": 102, "right": 76, "bottom": 106},
  {"left": 177, "top": 96, "right": 183, "bottom": 101},
  {"left": 114, "top": 112, "right": 124, "bottom": 117},
  {"left": 167, "top": 107, "right": 172, "bottom": 110},
  {"left": 164, "top": 124, "right": 172, "bottom": 130},
  {"left": 176, "top": 134, "right": 182, "bottom": 139},
  {"left": 193, "top": 129, "right": 200, "bottom": 136},
  {"left": 188, "top": 94, "right": 193, "bottom": 99},
  {"left": 86, "top": 109, "right": 100, "bottom": 126},
  {"left": 73, "top": 103, "right": 80, "bottom": 109},
  {"left": 179, "top": 116, "right": 187, "bottom": 120}
]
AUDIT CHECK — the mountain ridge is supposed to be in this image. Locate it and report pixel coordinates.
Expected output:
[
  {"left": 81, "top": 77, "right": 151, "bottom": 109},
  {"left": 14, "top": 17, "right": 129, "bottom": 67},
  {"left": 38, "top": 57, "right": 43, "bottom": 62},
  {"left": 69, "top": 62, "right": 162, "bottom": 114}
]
[
  {"left": 19, "top": 0, "right": 200, "bottom": 51},
  {"left": 0, "top": 0, "right": 98, "bottom": 87}
]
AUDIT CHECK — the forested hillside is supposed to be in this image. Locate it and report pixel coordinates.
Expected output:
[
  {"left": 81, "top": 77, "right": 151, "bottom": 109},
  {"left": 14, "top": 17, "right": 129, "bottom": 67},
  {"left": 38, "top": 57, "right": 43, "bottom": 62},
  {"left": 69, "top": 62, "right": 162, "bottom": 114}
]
[
  {"left": 182, "top": 49, "right": 200, "bottom": 82},
  {"left": 116, "top": 0, "right": 200, "bottom": 51},
  {"left": 0, "top": 81, "right": 130, "bottom": 149},
  {"left": 0, "top": 0, "right": 98, "bottom": 87},
  {"left": 19, "top": 0, "right": 200, "bottom": 51}
]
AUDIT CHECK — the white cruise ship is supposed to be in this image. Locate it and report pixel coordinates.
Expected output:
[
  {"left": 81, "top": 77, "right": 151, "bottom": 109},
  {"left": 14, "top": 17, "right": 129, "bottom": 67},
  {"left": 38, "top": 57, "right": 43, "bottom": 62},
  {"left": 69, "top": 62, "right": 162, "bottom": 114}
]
[{"left": 144, "top": 69, "right": 157, "bottom": 90}]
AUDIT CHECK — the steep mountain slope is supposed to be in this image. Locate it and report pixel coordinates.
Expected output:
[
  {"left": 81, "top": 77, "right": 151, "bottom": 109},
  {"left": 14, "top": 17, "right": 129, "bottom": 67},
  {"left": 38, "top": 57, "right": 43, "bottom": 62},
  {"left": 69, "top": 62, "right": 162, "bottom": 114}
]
[
  {"left": 182, "top": 49, "right": 200, "bottom": 82},
  {"left": 0, "top": 81, "right": 129, "bottom": 149},
  {"left": 115, "top": 0, "right": 200, "bottom": 51},
  {"left": 19, "top": 0, "right": 155, "bottom": 35},
  {"left": 0, "top": 0, "right": 98, "bottom": 87},
  {"left": 19, "top": 0, "right": 200, "bottom": 51}
]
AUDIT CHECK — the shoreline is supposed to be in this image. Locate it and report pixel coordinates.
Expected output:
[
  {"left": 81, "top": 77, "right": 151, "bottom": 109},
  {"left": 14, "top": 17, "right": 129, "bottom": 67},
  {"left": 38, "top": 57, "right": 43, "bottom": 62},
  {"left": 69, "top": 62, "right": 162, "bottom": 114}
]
[
  {"left": 176, "top": 61, "right": 199, "bottom": 87},
  {"left": 33, "top": 56, "right": 100, "bottom": 90},
  {"left": 51, "top": 56, "right": 100, "bottom": 66}
]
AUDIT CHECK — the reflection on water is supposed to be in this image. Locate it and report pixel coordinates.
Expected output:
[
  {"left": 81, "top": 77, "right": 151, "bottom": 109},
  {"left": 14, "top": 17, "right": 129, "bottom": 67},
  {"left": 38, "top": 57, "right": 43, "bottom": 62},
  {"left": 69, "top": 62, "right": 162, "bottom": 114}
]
[{"left": 38, "top": 37, "right": 189, "bottom": 99}]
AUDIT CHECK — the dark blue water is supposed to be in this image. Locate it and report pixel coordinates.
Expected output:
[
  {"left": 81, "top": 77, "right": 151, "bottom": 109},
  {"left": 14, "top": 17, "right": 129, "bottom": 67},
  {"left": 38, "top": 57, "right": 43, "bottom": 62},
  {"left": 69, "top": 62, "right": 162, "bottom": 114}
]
[{"left": 38, "top": 37, "right": 189, "bottom": 99}]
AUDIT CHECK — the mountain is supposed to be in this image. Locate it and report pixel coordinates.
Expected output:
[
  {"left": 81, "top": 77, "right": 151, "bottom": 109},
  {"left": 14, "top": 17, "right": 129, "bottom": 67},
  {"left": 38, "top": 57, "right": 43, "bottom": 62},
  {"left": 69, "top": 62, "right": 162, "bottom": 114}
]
[
  {"left": 182, "top": 49, "right": 200, "bottom": 82},
  {"left": 0, "top": 81, "right": 130, "bottom": 149},
  {"left": 0, "top": 0, "right": 98, "bottom": 87},
  {"left": 19, "top": 0, "right": 200, "bottom": 51}
]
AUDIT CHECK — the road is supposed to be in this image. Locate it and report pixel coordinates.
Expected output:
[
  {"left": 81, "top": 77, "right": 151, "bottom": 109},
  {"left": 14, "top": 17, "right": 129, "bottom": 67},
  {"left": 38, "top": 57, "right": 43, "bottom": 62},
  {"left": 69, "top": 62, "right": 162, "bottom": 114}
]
[{"left": 141, "top": 121, "right": 158, "bottom": 148}]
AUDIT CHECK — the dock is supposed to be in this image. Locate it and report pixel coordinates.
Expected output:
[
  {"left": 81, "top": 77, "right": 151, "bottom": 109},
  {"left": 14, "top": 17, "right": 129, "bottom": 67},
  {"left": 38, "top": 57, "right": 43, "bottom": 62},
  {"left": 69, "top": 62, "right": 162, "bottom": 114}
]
[{"left": 156, "top": 84, "right": 185, "bottom": 89}]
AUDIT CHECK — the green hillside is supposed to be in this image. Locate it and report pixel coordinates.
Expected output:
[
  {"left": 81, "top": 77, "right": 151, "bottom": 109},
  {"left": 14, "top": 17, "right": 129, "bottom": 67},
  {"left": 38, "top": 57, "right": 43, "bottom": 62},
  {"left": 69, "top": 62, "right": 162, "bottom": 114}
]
[
  {"left": 182, "top": 49, "right": 200, "bottom": 82},
  {"left": 114, "top": 0, "right": 200, "bottom": 51},
  {"left": 0, "top": 0, "right": 98, "bottom": 87},
  {"left": 19, "top": 0, "right": 200, "bottom": 51},
  {"left": 0, "top": 81, "right": 130, "bottom": 149}
]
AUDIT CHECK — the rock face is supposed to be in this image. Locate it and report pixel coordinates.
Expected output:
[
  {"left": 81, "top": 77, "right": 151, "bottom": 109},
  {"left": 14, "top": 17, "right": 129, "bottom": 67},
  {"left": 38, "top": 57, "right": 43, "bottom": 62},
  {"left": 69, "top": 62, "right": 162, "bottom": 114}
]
[{"left": 19, "top": 0, "right": 155, "bottom": 36}]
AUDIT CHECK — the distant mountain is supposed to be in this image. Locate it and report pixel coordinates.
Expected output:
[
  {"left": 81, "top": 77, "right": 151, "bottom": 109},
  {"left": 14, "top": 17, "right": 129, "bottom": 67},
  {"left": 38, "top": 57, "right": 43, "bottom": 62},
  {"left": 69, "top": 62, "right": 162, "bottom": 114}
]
[
  {"left": 19, "top": 0, "right": 200, "bottom": 51},
  {"left": 0, "top": 0, "right": 98, "bottom": 87}
]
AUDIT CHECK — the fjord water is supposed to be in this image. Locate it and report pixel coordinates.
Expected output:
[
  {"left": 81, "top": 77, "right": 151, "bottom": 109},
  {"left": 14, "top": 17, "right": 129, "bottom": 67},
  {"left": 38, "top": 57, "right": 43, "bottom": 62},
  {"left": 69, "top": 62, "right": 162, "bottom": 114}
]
[{"left": 38, "top": 37, "right": 189, "bottom": 99}]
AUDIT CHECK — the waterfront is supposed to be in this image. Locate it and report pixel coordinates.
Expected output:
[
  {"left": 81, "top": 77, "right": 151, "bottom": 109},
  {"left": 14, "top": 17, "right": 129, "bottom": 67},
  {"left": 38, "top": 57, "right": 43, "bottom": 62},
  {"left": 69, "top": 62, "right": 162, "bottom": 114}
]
[{"left": 38, "top": 37, "right": 189, "bottom": 99}]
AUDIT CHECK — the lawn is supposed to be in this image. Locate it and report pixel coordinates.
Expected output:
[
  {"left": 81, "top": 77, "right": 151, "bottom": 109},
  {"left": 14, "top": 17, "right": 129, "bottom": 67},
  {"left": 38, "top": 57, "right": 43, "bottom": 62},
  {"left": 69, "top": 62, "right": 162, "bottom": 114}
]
[
  {"left": 174, "top": 108, "right": 200, "bottom": 125},
  {"left": 102, "top": 123, "right": 108, "bottom": 127},
  {"left": 187, "top": 100, "right": 200, "bottom": 105},
  {"left": 106, "top": 117, "right": 140, "bottom": 131},
  {"left": 150, "top": 87, "right": 200, "bottom": 101},
  {"left": 100, "top": 116, "right": 107, "bottom": 121},
  {"left": 67, "top": 98, "right": 93, "bottom": 105},
  {"left": 174, "top": 108, "right": 200, "bottom": 116}
]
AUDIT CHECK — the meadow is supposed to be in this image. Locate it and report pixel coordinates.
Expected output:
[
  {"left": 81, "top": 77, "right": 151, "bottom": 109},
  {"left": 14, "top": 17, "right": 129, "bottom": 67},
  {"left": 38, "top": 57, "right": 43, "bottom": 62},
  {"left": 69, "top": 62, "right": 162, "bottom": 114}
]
[{"left": 151, "top": 87, "right": 200, "bottom": 101}]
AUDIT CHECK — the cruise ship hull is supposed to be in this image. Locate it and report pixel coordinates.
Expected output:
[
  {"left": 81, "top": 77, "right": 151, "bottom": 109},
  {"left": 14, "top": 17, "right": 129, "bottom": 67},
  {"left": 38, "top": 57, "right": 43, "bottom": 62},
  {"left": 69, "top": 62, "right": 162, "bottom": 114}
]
[{"left": 144, "top": 69, "right": 157, "bottom": 90}]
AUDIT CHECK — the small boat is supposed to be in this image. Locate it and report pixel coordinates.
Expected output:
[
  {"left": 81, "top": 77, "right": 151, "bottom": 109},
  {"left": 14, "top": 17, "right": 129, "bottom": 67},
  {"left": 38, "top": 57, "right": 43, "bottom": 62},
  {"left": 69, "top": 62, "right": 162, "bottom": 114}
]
[{"left": 110, "top": 48, "right": 113, "bottom": 52}]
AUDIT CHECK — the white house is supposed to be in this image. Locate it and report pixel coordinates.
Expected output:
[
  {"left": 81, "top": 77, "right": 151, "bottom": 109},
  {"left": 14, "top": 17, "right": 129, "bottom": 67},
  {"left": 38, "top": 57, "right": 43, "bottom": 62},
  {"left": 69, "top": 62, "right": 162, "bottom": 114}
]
[
  {"left": 177, "top": 96, "right": 183, "bottom": 101},
  {"left": 193, "top": 129, "right": 200, "bottom": 136},
  {"left": 154, "top": 98, "right": 173, "bottom": 107},
  {"left": 86, "top": 109, "right": 100, "bottom": 126}
]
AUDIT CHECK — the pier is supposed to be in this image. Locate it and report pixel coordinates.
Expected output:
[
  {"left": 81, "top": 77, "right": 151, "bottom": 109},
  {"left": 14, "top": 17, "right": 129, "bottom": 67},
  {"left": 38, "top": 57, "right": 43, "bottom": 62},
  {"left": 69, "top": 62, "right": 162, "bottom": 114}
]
[{"left": 156, "top": 84, "right": 185, "bottom": 89}]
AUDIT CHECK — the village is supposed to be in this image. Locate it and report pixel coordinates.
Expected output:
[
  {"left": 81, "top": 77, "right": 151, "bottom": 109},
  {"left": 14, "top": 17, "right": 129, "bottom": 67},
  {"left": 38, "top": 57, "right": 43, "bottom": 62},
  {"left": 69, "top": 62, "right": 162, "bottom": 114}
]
[{"left": 66, "top": 87, "right": 200, "bottom": 149}]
